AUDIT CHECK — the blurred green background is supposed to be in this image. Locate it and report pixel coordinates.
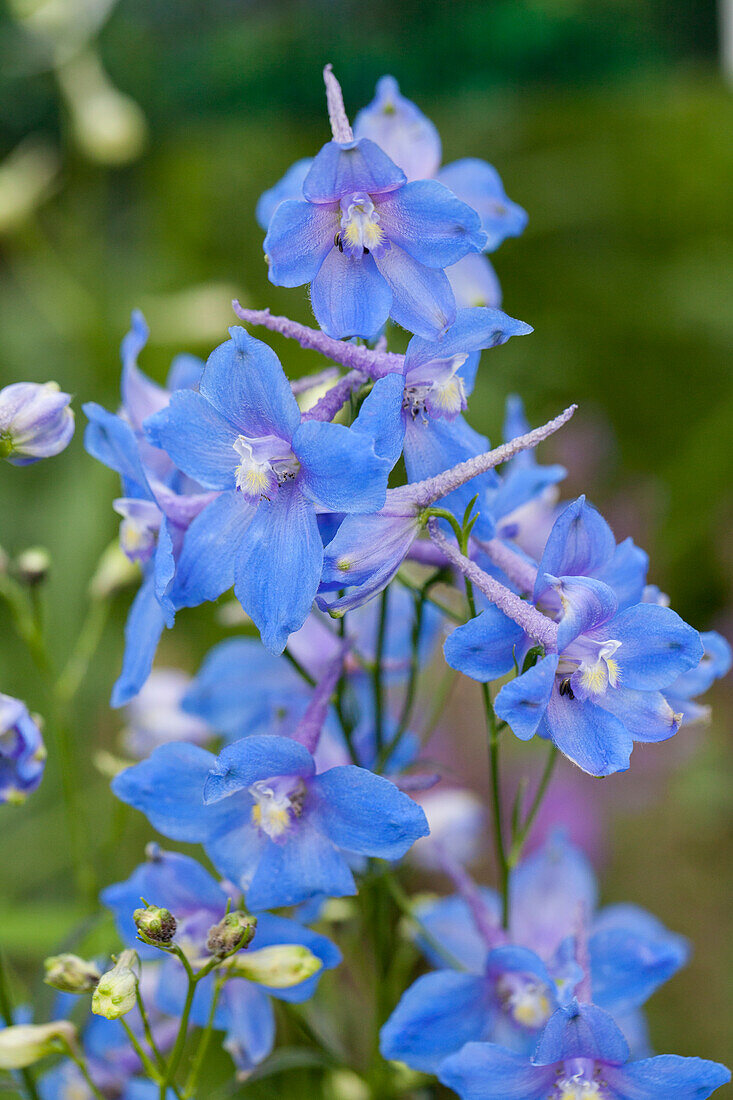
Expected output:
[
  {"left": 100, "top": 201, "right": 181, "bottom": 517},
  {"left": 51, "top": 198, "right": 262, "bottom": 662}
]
[{"left": 0, "top": 0, "right": 731, "bottom": 1095}]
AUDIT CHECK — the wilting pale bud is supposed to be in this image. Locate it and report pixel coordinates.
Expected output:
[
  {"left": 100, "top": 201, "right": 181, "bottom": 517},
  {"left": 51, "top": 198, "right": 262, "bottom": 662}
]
[
  {"left": 44, "top": 953, "right": 100, "bottom": 994},
  {"left": 206, "top": 911, "right": 257, "bottom": 958},
  {"left": 225, "top": 945, "right": 321, "bottom": 989},
  {"left": 133, "top": 904, "right": 177, "bottom": 947},
  {"left": 87, "top": 540, "right": 139, "bottom": 600},
  {"left": 56, "top": 50, "right": 147, "bottom": 166},
  {"left": 92, "top": 950, "right": 139, "bottom": 1019},
  {"left": 0, "top": 1021, "right": 77, "bottom": 1069},
  {"left": 0, "top": 382, "right": 74, "bottom": 466},
  {"left": 324, "top": 1069, "right": 371, "bottom": 1100},
  {"left": 14, "top": 547, "right": 52, "bottom": 587},
  {"left": 0, "top": 139, "right": 59, "bottom": 235}
]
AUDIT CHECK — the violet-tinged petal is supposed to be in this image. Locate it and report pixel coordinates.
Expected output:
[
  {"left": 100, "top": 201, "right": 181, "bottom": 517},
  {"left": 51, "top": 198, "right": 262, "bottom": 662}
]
[
  {"left": 303, "top": 138, "right": 405, "bottom": 204},
  {"left": 0, "top": 381, "right": 74, "bottom": 464},
  {"left": 310, "top": 247, "right": 392, "bottom": 340},
  {"left": 203, "top": 735, "right": 316, "bottom": 805},
  {"left": 447, "top": 252, "right": 503, "bottom": 310},
  {"left": 437, "top": 158, "right": 528, "bottom": 252},
  {"left": 495, "top": 655, "right": 559, "bottom": 741},
  {"left": 373, "top": 242, "right": 456, "bottom": 338},
  {"left": 376, "top": 180, "right": 486, "bottom": 268},
  {"left": 511, "top": 834, "right": 597, "bottom": 961},
  {"left": 548, "top": 574, "right": 618, "bottom": 652},
  {"left": 256, "top": 157, "right": 313, "bottom": 230},
  {"left": 353, "top": 74, "right": 442, "bottom": 182},
  {"left": 264, "top": 199, "right": 337, "bottom": 287}
]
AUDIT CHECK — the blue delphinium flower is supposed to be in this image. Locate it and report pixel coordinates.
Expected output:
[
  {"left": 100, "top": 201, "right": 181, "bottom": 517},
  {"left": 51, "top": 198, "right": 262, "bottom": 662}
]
[
  {"left": 445, "top": 497, "right": 703, "bottom": 775},
  {"left": 263, "top": 69, "right": 486, "bottom": 340},
  {"left": 0, "top": 693, "right": 46, "bottom": 803},
  {"left": 0, "top": 381, "right": 74, "bottom": 465},
  {"left": 112, "top": 734, "right": 429, "bottom": 910},
  {"left": 121, "top": 669, "right": 211, "bottom": 758},
  {"left": 144, "top": 326, "right": 391, "bottom": 653},
  {"left": 381, "top": 834, "right": 688, "bottom": 1073},
  {"left": 101, "top": 847, "right": 341, "bottom": 1075},
  {"left": 438, "top": 1000, "right": 730, "bottom": 1099}
]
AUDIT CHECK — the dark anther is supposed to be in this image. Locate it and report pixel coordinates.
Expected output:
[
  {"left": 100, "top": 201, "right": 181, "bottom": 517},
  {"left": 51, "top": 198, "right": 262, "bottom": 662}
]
[
  {"left": 334, "top": 232, "right": 344, "bottom": 253},
  {"left": 363, "top": 247, "right": 370, "bottom": 255},
  {"left": 559, "top": 678, "right": 575, "bottom": 699}
]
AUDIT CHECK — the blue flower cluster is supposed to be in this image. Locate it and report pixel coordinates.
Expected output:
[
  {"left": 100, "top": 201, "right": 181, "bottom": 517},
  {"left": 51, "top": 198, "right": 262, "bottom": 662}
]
[{"left": 8, "top": 66, "right": 727, "bottom": 1097}]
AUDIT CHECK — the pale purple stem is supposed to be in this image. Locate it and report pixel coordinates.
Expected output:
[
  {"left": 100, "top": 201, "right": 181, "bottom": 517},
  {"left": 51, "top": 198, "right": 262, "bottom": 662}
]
[
  {"left": 323, "top": 64, "right": 354, "bottom": 143},
  {"left": 574, "top": 902, "right": 592, "bottom": 1003},
  {"left": 409, "top": 404, "right": 577, "bottom": 508},
  {"left": 478, "top": 538, "right": 538, "bottom": 597},
  {"left": 291, "top": 646, "right": 348, "bottom": 754},
  {"left": 428, "top": 519, "right": 558, "bottom": 650},
  {"left": 433, "top": 840, "right": 504, "bottom": 950},
  {"left": 232, "top": 302, "right": 404, "bottom": 380},
  {"left": 301, "top": 370, "right": 365, "bottom": 423},
  {"left": 291, "top": 366, "right": 340, "bottom": 395}
]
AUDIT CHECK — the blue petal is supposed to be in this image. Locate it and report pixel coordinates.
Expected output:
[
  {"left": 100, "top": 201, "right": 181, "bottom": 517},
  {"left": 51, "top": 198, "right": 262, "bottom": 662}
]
[
  {"left": 668, "top": 630, "right": 732, "bottom": 699},
  {"left": 439, "top": 1042, "right": 557, "bottom": 1100},
  {"left": 234, "top": 483, "right": 322, "bottom": 654},
  {"left": 152, "top": 516, "right": 176, "bottom": 619},
  {"left": 604, "top": 1055, "right": 731, "bottom": 1099},
  {"left": 256, "top": 157, "right": 313, "bottom": 230},
  {"left": 511, "top": 834, "right": 597, "bottom": 960},
  {"left": 380, "top": 971, "right": 493, "bottom": 1073},
  {"left": 547, "top": 575, "right": 618, "bottom": 652},
  {"left": 264, "top": 199, "right": 337, "bottom": 287},
  {"left": 540, "top": 691, "right": 633, "bottom": 776},
  {"left": 172, "top": 491, "right": 255, "bottom": 608},
  {"left": 303, "top": 138, "right": 405, "bottom": 204},
  {"left": 309, "top": 765, "right": 428, "bottom": 859},
  {"left": 531, "top": 1001, "right": 629, "bottom": 1067},
  {"left": 403, "top": 412, "right": 496, "bottom": 539},
  {"left": 165, "top": 352, "right": 204, "bottom": 392},
  {"left": 416, "top": 892, "right": 500, "bottom": 971},
  {"left": 144, "top": 390, "right": 238, "bottom": 490},
  {"left": 204, "top": 815, "right": 267, "bottom": 895},
  {"left": 489, "top": 462, "right": 566, "bottom": 525},
  {"left": 353, "top": 75, "right": 441, "bottom": 183},
  {"left": 377, "top": 180, "right": 486, "bottom": 268},
  {"left": 351, "top": 371, "right": 406, "bottom": 468},
  {"left": 374, "top": 243, "right": 456, "bottom": 338},
  {"left": 597, "top": 687, "right": 681, "bottom": 743},
  {"left": 535, "top": 496, "right": 616, "bottom": 600},
  {"left": 203, "top": 734, "right": 315, "bottom": 804},
  {"left": 83, "top": 402, "right": 151, "bottom": 496},
  {"left": 310, "top": 247, "right": 392, "bottom": 340},
  {"left": 447, "top": 253, "right": 503, "bottom": 311},
  {"left": 200, "top": 327, "right": 301, "bottom": 441},
  {"left": 590, "top": 903, "right": 689, "bottom": 1016},
  {"left": 293, "top": 419, "right": 390, "bottom": 513},
  {"left": 250, "top": 912, "right": 341, "bottom": 1003},
  {"left": 219, "top": 982, "right": 276, "bottom": 1072},
  {"left": 112, "top": 742, "right": 223, "bottom": 842},
  {"left": 246, "top": 818, "right": 355, "bottom": 910},
  {"left": 405, "top": 306, "right": 532, "bottom": 372},
  {"left": 596, "top": 537, "right": 648, "bottom": 610},
  {"left": 495, "top": 655, "right": 559, "bottom": 741},
  {"left": 436, "top": 158, "right": 528, "bottom": 252},
  {"left": 610, "top": 604, "right": 704, "bottom": 690},
  {"left": 111, "top": 575, "right": 167, "bottom": 707},
  {"left": 444, "top": 605, "right": 523, "bottom": 682}
]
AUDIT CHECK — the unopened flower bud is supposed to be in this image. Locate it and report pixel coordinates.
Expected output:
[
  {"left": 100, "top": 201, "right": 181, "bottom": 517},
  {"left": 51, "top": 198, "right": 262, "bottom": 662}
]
[
  {"left": 14, "top": 546, "right": 51, "bottom": 587},
  {"left": 0, "top": 381, "right": 74, "bottom": 466},
  {"left": 225, "top": 944, "right": 321, "bottom": 989},
  {"left": 206, "top": 911, "right": 257, "bottom": 958},
  {"left": 0, "top": 1021, "right": 77, "bottom": 1069},
  {"left": 44, "top": 953, "right": 100, "bottom": 994},
  {"left": 133, "top": 904, "right": 177, "bottom": 946},
  {"left": 88, "top": 540, "right": 139, "bottom": 600},
  {"left": 92, "top": 950, "right": 139, "bottom": 1019},
  {"left": 0, "top": 693, "right": 46, "bottom": 804}
]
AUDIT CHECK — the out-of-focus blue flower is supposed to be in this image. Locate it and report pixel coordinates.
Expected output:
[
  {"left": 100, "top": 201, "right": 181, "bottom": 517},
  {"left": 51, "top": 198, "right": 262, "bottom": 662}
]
[
  {"left": 0, "top": 693, "right": 46, "bottom": 803},
  {"left": 445, "top": 497, "right": 702, "bottom": 775},
  {"left": 112, "top": 735, "right": 429, "bottom": 911},
  {"left": 438, "top": 1000, "right": 730, "bottom": 1099},
  {"left": 353, "top": 75, "right": 442, "bottom": 183},
  {"left": 382, "top": 834, "right": 688, "bottom": 1073},
  {"left": 101, "top": 847, "right": 341, "bottom": 1075},
  {"left": 256, "top": 157, "right": 313, "bottom": 230},
  {"left": 436, "top": 159, "right": 528, "bottom": 253},
  {"left": 263, "top": 132, "right": 486, "bottom": 339},
  {"left": 0, "top": 381, "right": 74, "bottom": 465},
  {"left": 121, "top": 669, "right": 211, "bottom": 758},
  {"left": 144, "top": 326, "right": 391, "bottom": 654},
  {"left": 83, "top": 311, "right": 214, "bottom": 706}
]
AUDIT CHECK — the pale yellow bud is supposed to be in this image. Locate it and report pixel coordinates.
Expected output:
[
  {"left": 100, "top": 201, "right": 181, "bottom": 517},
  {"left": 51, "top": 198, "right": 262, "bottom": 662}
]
[
  {"left": 0, "top": 1021, "right": 77, "bottom": 1069},
  {"left": 225, "top": 945, "right": 321, "bottom": 989},
  {"left": 92, "top": 949, "right": 139, "bottom": 1019}
]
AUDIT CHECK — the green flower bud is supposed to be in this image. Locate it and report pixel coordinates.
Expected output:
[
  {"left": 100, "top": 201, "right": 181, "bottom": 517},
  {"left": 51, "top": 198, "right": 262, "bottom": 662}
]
[
  {"left": 14, "top": 547, "right": 51, "bottom": 587},
  {"left": 225, "top": 944, "right": 322, "bottom": 989},
  {"left": 206, "top": 911, "right": 257, "bottom": 958},
  {"left": 43, "top": 953, "right": 100, "bottom": 994},
  {"left": 133, "top": 904, "right": 177, "bottom": 946},
  {"left": 0, "top": 1021, "right": 77, "bottom": 1069},
  {"left": 92, "top": 949, "right": 139, "bottom": 1020}
]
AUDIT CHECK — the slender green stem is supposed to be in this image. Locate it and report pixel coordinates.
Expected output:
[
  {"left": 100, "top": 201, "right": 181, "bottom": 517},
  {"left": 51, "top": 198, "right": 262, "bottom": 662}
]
[
  {"left": 159, "top": 978, "right": 195, "bottom": 1099},
  {"left": 396, "top": 571, "right": 463, "bottom": 623},
  {"left": 283, "top": 646, "right": 316, "bottom": 688},
  {"left": 121, "top": 1017, "right": 160, "bottom": 1081},
  {"left": 61, "top": 1041, "right": 106, "bottom": 1100},
  {"left": 0, "top": 950, "right": 41, "bottom": 1100},
  {"left": 0, "top": 575, "right": 55, "bottom": 683},
  {"left": 381, "top": 869, "right": 467, "bottom": 972},
  {"left": 372, "top": 587, "right": 389, "bottom": 756},
  {"left": 55, "top": 597, "right": 111, "bottom": 703},
  {"left": 509, "top": 745, "right": 559, "bottom": 866},
  {"left": 136, "top": 987, "right": 166, "bottom": 1073},
  {"left": 420, "top": 664, "right": 459, "bottom": 744},
  {"left": 182, "top": 970, "right": 226, "bottom": 1098}
]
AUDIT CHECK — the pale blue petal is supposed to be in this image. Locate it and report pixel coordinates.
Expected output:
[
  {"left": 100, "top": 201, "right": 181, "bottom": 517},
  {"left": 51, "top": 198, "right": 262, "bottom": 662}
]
[
  {"left": 447, "top": 252, "right": 502, "bottom": 310},
  {"left": 251, "top": 912, "right": 341, "bottom": 1003},
  {"left": 246, "top": 818, "right": 355, "bottom": 910},
  {"left": 604, "top": 1056, "right": 731, "bottom": 1099},
  {"left": 220, "top": 982, "right": 276, "bottom": 1071},
  {"left": 83, "top": 402, "right": 151, "bottom": 496},
  {"left": 293, "top": 419, "right": 390, "bottom": 513},
  {"left": 165, "top": 352, "right": 204, "bottom": 392},
  {"left": 495, "top": 655, "right": 559, "bottom": 741},
  {"left": 380, "top": 971, "right": 493, "bottom": 1073},
  {"left": 111, "top": 575, "right": 167, "bottom": 707},
  {"left": 256, "top": 157, "right": 313, "bottom": 230},
  {"left": 535, "top": 496, "right": 616, "bottom": 600},
  {"left": 303, "top": 138, "right": 405, "bottom": 204},
  {"left": 416, "top": 891, "right": 500, "bottom": 971},
  {"left": 234, "top": 484, "right": 322, "bottom": 654},
  {"left": 351, "top": 371, "right": 406, "bottom": 468},
  {"left": 144, "top": 390, "right": 238, "bottom": 490},
  {"left": 597, "top": 687, "right": 681, "bottom": 743},
  {"left": 377, "top": 180, "right": 486, "bottom": 268},
  {"left": 596, "top": 537, "right": 649, "bottom": 610},
  {"left": 353, "top": 75, "right": 441, "bottom": 182},
  {"left": 171, "top": 491, "right": 255, "bottom": 608},
  {"left": 204, "top": 816, "right": 267, "bottom": 894},
  {"left": 511, "top": 833, "right": 597, "bottom": 961},
  {"left": 112, "top": 742, "right": 222, "bottom": 842},
  {"left": 610, "top": 604, "right": 703, "bottom": 690},
  {"left": 309, "top": 765, "right": 428, "bottom": 858},
  {"left": 310, "top": 247, "right": 392, "bottom": 340},
  {"left": 444, "top": 605, "right": 522, "bottom": 682},
  {"left": 669, "top": 630, "right": 732, "bottom": 698},
  {"left": 374, "top": 243, "right": 456, "bottom": 337},
  {"left": 439, "top": 1042, "right": 556, "bottom": 1100},
  {"left": 405, "top": 306, "right": 532, "bottom": 372},
  {"left": 203, "top": 734, "right": 315, "bottom": 804},
  {"left": 541, "top": 691, "right": 633, "bottom": 776},
  {"left": 437, "top": 158, "right": 528, "bottom": 252},
  {"left": 264, "top": 199, "right": 337, "bottom": 286},
  {"left": 532, "top": 1001, "right": 629, "bottom": 1067}
]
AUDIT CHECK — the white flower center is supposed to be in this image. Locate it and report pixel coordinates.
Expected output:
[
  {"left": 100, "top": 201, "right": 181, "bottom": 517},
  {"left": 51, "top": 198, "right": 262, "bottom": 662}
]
[
  {"left": 249, "top": 779, "right": 304, "bottom": 839},
  {"left": 497, "top": 974, "right": 553, "bottom": 1029},
  {"left": 403, "top": 354, "right": 468, "bottom": 421},
  {"left": 233, "top": 434, "right": 299, "bottom": 502},
  {"left": 337, "top": 192, "right": 385, "bottom": 257}
]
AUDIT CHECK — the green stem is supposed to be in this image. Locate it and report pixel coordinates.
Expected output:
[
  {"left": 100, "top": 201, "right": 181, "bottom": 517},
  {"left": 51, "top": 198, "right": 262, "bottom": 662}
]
[
  {"left": 396, "top": 571, "right": 463, "bottom": 623},
  {"left": 182, "top": 970, "right": 226, "bottom": 1098},
  {"left": 61, "top": 1041, "right": 106, "bottom": 1100},
  {"left": 372, "top": 587, "right": 389, "bottom": 756},
  {"left": 121, "top": 1017, "right": 160, "bottom": 1081},
  {"left": 55, "top": 597, "right": 111, "bottom": 703},
  {"left": 159, "top": 979, "right": 195, "bottom": 1099},
  {"left": 508, "top": 745, "right": 559, "bottom": 866},
  {"left": 0, "top": 950, "right": 41, "bottom": 1100},
  {"left": 283, "top": 646, "right": 316, "bottom": 688},
  {"left": 136, "top": 987, "right": 166, "bottom": 1073},
  {"left": 381, "top": 869, "right": 466, "bottom": 972}
]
